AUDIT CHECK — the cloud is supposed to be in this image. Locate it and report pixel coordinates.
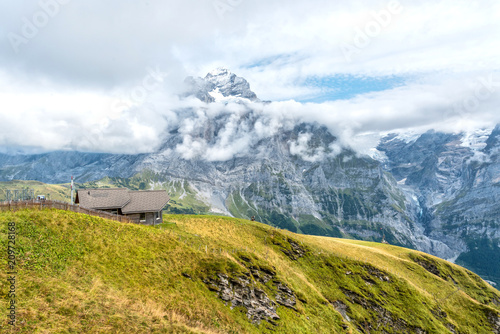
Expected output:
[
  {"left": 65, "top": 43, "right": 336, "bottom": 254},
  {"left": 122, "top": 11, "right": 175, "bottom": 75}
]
[
  {"left": 173, "top": 101, "right": 291, "bottom": 161},
  {"left": 289, "top": 133, "right": 326, "bottom": 162},
  {"left": 1, "top": 67, "right": 499, "bottom": 160},
  {"left": 0, "top": 69, "right": 176, "bottom": 154},
  {"left": 0, "top": 0, "right": 499, "bottom": 157},
  {"left": 161, "top": 69, "right": 500, "bottom": 161}
]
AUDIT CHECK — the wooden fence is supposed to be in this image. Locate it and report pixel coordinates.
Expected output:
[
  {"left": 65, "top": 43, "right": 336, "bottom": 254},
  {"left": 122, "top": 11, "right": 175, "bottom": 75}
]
[{"left": 0, "top": 200, "right": 132, "bottom": 223}]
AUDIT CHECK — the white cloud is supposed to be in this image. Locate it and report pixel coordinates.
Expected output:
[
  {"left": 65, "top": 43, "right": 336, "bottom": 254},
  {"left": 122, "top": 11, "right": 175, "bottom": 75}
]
[
  {"left": 0, "top": 0, "right": 499, "bottom": 157},
  {"left": 289, "top": 133, "right": 326, "bottom": 162}
]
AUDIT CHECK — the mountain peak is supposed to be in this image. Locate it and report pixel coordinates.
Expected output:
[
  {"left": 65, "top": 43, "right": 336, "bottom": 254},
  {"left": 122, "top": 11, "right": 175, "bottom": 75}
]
[
  {"left": 205, "top": 67, "right": 231, "bottom": 78},
  {"left": 184, "top": 68, "right": 258, "bottom": 103}
]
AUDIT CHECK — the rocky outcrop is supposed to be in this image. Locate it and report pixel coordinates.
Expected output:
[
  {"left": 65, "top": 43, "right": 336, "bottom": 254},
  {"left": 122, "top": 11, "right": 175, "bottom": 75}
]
[
  {"left": 274, "top": 281, "right": 297, "bottom": 310},
  {"left": 446, "top": 323, "right": 457, "bottom": 334},
  {"left": 204, "top": 273, "right": 280, "bottom": 324},
  {"left": 488, "top": 312, "right": 500, "bottom": 334},
  {"left": 363, "top": 264, "right": 391, "bottom": 282},
  {"left": 184, "top": 67, "right": 258, "bottom": 103},
  {"left": 271, "top": 234, "right": 309, "bottom": 260},
  {"left": 204, "top": 68, "right": 258, "bottom": 101},
  {"left": 249, "top": 265, "right": 274, "bottom": 284},
  {"left": 202, "top": 260, "right": 299, "bottom": 325},
  {"left": 410, "top": 254, "right": 441, "bottom": 277},
  {"left": 342, "top": 288, "right": 426, "bottom": 333},
  {"left": 331, "top": 300, "right": 350, "bottom": 322}
]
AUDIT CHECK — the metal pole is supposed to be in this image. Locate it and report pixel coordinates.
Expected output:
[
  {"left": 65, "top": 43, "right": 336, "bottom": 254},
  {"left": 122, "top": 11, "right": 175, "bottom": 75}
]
[{"left": 70, "top": 176, "right": 74, "bottom": 205}]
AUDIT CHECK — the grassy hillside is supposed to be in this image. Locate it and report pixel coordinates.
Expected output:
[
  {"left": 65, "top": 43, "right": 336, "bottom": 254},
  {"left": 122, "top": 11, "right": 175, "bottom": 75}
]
[
  {"left": 1, "top": 209, "right": 500, "bottom": 333},
  {"left": 0, "top": 180, "right": 70, "bottom": 202}
]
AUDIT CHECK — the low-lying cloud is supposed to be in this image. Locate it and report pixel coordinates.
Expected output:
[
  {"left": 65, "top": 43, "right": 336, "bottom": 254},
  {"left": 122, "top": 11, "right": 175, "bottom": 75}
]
[
  {"left": 1, "top": 69, "right": 499, "bottom": 161},
  {"left": 1, "top": 0, "right": 499, "bottom": 160}
]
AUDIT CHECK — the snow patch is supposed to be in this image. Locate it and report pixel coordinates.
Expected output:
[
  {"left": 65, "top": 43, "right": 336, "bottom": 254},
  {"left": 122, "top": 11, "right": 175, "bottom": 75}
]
[
  {"left": 382, "top": 130, "right": 422, "bottom": 144},
  {"left": 460, "top": 129, "right": 493, "bottom": 163},
  {"left": 207, "top": 67, "right": 230, "bottom": 77},
  {"left": 367, "top": 148, "right": 388, "bottom": 162},
  {"left": 208, "top": 87, "right": 226, "bottom": 101},
  {"left": 396, "top": 132, "right": 421, "bottom": 144},
  {"left": 208, "top": 87, "right": 252, "bottom": 104},
  {"left": 460, "top": 128, "right": 492, "bottom": 151}
]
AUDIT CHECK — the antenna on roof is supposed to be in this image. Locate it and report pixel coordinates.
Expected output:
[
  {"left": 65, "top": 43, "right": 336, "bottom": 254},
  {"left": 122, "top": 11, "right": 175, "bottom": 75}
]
[{"left": 71, "top": 176, "right": 74, "bottom": 204}]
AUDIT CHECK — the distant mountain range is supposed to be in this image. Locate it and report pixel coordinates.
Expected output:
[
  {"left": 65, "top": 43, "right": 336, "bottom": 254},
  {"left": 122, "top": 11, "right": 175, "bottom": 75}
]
[{"left": 1, "top": 68, "right": 499, "bottom": 287}]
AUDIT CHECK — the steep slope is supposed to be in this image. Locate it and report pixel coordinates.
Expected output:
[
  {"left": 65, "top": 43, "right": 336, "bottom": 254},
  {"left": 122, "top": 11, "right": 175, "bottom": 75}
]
[
  {"left": 1, "top": 209, "right": 499, "bottom": 333},
  {"left": 378, "top": 127, "right": 500, "bottom": 286},
  {"left": 140, "top": 122, "right": 421, "bottom": 249}
]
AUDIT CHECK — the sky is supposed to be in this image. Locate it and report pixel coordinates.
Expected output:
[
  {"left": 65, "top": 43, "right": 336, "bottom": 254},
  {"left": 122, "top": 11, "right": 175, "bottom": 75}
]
[{"left": 0, "top": 0, "right": 499, "bottom": 157}]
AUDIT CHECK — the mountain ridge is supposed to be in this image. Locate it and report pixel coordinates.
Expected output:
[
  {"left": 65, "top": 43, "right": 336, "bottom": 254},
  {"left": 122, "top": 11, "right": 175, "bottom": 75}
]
[{"left": 0, "top": 69, "right": 499, "bottom": 287}]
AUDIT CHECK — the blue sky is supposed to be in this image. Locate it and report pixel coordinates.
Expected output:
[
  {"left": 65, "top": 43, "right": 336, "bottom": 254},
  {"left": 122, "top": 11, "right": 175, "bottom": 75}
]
[
  {"left": 299, "top": 75, "right": 408, "bottom": 103},
  {"left": 243, "top": 54, "right": 409, "bottom": 103}
]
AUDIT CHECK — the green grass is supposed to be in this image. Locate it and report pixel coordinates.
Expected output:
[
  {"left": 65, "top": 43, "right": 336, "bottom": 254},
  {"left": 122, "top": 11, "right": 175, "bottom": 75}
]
[
  {"left": 0, "top": 180, "right": 70, "bottom": 202},
  {"left": 1, "top": 209, "right": 499, "bottom": 333}
]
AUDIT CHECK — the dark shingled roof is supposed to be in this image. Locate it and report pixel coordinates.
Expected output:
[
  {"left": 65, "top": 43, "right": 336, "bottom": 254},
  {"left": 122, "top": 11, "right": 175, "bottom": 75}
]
[
  {"left": 75, "top": 188, "right": 130, "bottom": 210},
  {"left": 76, "top": 188, "right": 169, "bottom": 213},
  {"left": 122, "top": 191, "right": 170, "bottom": 214}
]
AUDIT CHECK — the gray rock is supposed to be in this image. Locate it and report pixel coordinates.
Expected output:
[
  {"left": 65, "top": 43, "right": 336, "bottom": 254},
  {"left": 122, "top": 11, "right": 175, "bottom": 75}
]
[
  {"left": 331, "top": 300, "right": 350, "bottom": 322},
  {"left": 204, "top": 274, "right": 280, "bottom": 324},
  {"left": 274, "top": 281, "right": 297, "bottom": 310},
  {"left": 182, "top": 67, "right": 258, "bottom": 103}
]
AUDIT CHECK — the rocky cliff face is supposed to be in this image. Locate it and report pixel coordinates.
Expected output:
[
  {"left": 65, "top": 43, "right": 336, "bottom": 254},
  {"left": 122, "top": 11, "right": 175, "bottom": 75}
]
[
  {"left": 141, "top": 122, "right": 420, "bottom": 247},
  {"left": 0, "top": 70, "right": 498, "bottom": 287},
  {"left": 378, "top": 126, "right": 500, "bottom": 286},
  {"left": 0, "top": 151, "right": 142, "bottom": 183}
]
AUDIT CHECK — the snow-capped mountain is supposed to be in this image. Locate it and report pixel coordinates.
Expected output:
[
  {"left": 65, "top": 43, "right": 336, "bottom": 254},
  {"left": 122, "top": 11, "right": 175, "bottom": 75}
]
[
  {"left": 1, "top": 70, "right": 499, "bottom": 287},
  {"left": 377, "top": 126, "right": 500, "bottom": 284},
  {"left": 183, "top": 67, "right": 258, "bottom": 103}
]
